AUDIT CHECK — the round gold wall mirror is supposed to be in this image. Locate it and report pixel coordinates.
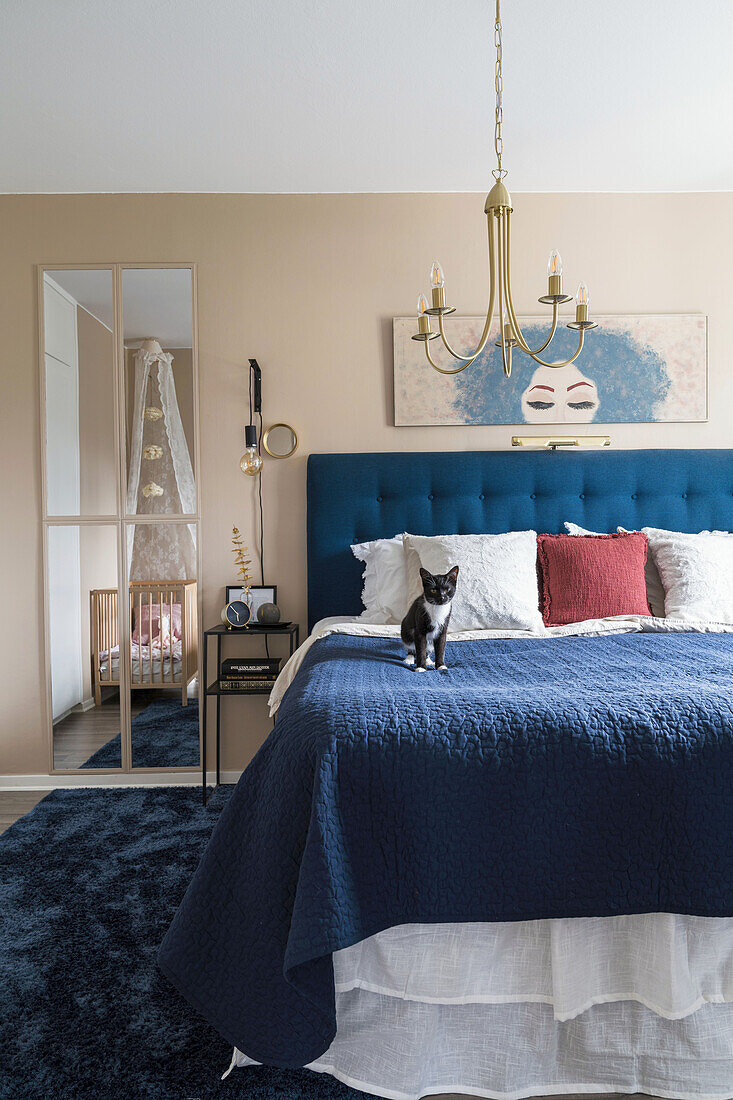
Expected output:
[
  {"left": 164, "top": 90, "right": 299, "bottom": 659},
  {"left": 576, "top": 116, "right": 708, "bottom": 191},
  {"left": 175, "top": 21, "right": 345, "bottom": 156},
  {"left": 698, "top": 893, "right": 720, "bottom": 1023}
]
[{"left": 262, "top": 423, "right": 298, "bottom": 459}]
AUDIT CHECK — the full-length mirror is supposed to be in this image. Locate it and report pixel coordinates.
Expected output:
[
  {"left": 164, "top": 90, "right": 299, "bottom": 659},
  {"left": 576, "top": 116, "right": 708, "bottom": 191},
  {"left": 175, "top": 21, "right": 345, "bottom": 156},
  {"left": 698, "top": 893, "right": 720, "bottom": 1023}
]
[
  {"left": 41, "top": 264, "right": 200, "bottom": 774},
  {"left": 49, "top": 524, "right": 122, "bottom": 769},
  {"left": 42, "top": 269, "right": 117, "bottom": 517}
]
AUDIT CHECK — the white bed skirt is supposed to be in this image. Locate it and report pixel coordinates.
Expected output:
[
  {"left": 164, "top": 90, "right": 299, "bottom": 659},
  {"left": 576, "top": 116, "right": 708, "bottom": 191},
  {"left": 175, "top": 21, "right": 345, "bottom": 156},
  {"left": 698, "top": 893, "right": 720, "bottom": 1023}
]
[
  {"left": 231, "top": 995, "right": 733, "bottom": 1100},
  {"left": 335, "top": 917, "right": 733, "bottom": 1022},
  {"left": 226, "top": 917, "right": 733, "bottom": 1100}
]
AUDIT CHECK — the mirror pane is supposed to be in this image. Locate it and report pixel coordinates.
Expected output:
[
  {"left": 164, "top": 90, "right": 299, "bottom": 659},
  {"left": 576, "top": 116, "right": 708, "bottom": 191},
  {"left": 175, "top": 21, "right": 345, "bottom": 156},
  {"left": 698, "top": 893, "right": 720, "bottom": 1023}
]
[
  {"left": 43, "top": 270, "right": 117, "bottom": 516},
  {"left": 122, "top": 269, "right": 196, "bottom": 516},
  {"left": 127, "top": 522, "right": 200, "bottom": 769},
  {"left": 264, "top": 423, "right": 298, "bottom": 458},
  {"left": 49, "top": 525, "right": 122, "bottom": 770}
]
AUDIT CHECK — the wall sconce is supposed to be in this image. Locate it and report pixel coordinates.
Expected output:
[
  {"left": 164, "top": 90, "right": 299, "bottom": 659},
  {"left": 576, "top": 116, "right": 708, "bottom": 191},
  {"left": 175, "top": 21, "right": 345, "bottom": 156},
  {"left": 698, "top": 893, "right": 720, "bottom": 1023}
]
[
  {"left": 240, "top": 359, "right": 264, "bottom": 476},
  {"left": 511, "top": 435, "right": 611, "bottom": 451}
]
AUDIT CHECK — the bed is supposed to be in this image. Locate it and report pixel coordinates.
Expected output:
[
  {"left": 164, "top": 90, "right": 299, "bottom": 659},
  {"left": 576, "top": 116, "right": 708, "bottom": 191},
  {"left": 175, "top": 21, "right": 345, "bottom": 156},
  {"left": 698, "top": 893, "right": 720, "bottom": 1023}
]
[
  {"left": 91, "top": 580, "right": 198, "bottom": 707},
  {"left": 158, "top": 449, "right": 733, "bottom": 1099}
]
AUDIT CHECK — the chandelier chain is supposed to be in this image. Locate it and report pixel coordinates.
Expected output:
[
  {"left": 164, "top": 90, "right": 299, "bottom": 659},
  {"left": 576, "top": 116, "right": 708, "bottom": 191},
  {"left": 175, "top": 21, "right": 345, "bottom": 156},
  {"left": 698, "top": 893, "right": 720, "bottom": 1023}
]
[{"left": 493, "top": 0, "right": 506, "bottom": 180}]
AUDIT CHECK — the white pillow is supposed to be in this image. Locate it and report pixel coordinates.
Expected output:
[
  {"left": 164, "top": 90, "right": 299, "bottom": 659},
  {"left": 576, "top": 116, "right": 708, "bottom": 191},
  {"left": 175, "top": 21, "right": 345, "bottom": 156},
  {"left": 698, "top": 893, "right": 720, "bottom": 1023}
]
[
  {"left": 402, "top": 531, "right": 544, "bottom": 632},
  {"left": 640, "top": 529, "right": 733, "bottom": 623},
  {"left": 565, "top": 521, "right": 665, "bottom": 618},
  {"left": 351, "top": 534, "right": 410, "bottom": 623}
]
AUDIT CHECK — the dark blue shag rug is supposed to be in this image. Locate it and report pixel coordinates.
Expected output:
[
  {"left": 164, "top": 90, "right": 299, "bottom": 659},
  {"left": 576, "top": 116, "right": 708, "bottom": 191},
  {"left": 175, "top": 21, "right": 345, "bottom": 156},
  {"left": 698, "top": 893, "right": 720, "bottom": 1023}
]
[
  {"left": 0, "top": 786, "right": 376, "bottom": 1100},
  {"left": 81, "top": 696, "right": 200, "bottom": 769}
]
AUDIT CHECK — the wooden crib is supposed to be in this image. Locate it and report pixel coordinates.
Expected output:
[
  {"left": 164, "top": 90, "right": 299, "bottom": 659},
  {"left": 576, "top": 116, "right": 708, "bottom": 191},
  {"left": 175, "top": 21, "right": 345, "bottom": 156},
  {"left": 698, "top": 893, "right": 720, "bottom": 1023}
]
[{"left": 91, "top": 580, "right": 198, "bottom": 706}]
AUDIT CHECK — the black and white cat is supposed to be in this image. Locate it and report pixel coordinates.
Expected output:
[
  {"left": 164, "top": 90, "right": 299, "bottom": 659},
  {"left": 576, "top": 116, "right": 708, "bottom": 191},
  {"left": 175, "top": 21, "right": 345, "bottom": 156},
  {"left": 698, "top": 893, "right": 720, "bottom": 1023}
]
[{"left": 400, "top": 566, "right": 459, "bottom": 672}]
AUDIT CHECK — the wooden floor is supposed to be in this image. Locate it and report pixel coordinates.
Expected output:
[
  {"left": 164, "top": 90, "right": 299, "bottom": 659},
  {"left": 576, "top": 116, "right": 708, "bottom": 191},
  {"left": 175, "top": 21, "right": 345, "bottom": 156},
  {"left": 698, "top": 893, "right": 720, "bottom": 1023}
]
[{"left": 0, "top": 790, "right": 46, "bottom": 834}]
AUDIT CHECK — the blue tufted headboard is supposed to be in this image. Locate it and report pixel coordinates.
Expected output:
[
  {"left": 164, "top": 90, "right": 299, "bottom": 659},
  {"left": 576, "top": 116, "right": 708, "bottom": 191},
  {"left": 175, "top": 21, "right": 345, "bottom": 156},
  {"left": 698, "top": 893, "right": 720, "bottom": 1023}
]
[{"left": 306, "top": 450, "right": 733, "bottom": 630}]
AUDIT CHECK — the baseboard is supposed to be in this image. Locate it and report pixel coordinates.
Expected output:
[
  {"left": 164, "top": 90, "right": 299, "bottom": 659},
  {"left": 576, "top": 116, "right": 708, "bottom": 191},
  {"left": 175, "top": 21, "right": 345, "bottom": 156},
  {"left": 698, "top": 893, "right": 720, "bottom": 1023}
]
[{"left": 0, "top": 771, "right": 243, "bottom": 791}]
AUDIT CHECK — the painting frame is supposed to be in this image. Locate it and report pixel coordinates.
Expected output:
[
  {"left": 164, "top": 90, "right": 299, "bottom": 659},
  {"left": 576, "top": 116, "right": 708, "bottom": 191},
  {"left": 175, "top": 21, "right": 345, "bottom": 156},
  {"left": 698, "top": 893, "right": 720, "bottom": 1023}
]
[
  {"left": 393, "top": 313, "right": 709, "bottom": 427},
  {"left": 226, "top": 585, "right": 277, "bottom": 620}
]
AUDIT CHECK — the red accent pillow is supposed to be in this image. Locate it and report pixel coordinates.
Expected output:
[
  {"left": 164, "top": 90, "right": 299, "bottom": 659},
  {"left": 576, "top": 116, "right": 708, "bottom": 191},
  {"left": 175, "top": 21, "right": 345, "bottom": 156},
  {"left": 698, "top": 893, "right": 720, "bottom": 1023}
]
[{"left": 537, "top": 532, "right": 651, "bottom": 626}]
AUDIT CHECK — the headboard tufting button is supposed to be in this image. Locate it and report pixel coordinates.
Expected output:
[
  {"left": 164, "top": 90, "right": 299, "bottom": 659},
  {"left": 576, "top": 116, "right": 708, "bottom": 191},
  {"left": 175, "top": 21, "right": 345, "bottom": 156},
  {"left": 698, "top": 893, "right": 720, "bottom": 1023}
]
[
  {"left": 579, "top": 493, "right": 585, "bottom": 500},
  {"left": 682, "top": 492, "right": 688, "bottom": 500},
  {"left": 428, "top": 493, "right": 435, "bottom": 501},
  {"left": 631, "top": 493, "right": 638, "bottom": 500},
  {"left": 479, "top": 493, "right": 485, "bottom": 501},
  {"left": 530, "top": 493, "right": 536, "bottom": 500},
  {"left": 376, "top": 495, "right": 383, "bottom": 503}
]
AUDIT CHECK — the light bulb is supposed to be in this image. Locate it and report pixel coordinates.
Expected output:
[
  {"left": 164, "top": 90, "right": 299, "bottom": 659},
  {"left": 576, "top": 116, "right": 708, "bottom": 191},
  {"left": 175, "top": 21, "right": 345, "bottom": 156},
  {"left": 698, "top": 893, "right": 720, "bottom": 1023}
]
[
  {"left": 417, "top": 293, "right": 429, "bottom": 316},
  {"left": 240, "top": 447, "right": 263, "bottom": 477},
  {"left": 547, "top": 250, "right": 563, "bottom": 277},
  {"left": 430, "top": 261, "right": 445, "bottom": 289},
  {"left": 575, "top": 281, "right": 590, "bottom": 307},
  {"left": 240, "top": 424, "right": 263, "bottom": 476}
]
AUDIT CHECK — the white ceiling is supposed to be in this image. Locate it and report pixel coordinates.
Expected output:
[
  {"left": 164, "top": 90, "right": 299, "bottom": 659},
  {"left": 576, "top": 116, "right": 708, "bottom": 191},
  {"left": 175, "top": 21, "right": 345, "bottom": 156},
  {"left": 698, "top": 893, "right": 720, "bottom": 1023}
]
[
  {"left": 5, "top": 0, "right": 733, "bottom": 194},
  {"left": 48, "top": 269, "right": 193, "bottom": 347}
]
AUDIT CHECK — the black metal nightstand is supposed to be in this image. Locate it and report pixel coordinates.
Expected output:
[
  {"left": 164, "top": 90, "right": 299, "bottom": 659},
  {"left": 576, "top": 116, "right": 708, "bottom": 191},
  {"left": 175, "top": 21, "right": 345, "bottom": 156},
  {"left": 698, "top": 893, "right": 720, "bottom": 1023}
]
[{"left": 202, "top": 622, "right": 300, "bottom": 804}]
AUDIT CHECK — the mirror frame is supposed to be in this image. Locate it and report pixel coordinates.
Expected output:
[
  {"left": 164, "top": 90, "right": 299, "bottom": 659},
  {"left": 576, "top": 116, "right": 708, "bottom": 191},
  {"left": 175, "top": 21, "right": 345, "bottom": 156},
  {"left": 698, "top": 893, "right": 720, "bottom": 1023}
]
[
  {"left": 263, "top": 422, "right": 298, "bottom": 459},
  {"left": 38, "top": 263, "right": 202, "bottom": 776}
]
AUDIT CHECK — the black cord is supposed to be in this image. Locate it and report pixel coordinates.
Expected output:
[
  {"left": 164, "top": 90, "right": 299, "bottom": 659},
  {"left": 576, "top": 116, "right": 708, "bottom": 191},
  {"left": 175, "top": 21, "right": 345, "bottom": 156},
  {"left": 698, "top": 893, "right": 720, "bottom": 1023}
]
[{"left": 257, "top": 409, "right": 269, "bottom": 658}]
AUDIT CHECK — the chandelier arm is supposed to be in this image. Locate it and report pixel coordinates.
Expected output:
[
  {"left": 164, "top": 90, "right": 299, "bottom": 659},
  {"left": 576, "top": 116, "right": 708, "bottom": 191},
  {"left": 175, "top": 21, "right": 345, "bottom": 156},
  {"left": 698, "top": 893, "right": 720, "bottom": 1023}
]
[
  {"left": 501, "top": 214, "right": 559, "bottom": 355},
  {"left": 496, "top": 219, "right": 512, "bottom": 378},
  {"left": 424, "top": 338, "right": 473, "bottom": 375},
  {"left": 435, "top": 215, "right": 498, "bottom": 363}
]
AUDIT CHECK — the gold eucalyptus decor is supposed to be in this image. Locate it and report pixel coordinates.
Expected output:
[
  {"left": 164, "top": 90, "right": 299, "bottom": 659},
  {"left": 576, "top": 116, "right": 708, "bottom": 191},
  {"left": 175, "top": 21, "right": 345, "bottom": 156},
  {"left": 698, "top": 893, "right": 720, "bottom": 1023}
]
[{"left": 231, "top": 526, "right": 253, "bottom": 601}]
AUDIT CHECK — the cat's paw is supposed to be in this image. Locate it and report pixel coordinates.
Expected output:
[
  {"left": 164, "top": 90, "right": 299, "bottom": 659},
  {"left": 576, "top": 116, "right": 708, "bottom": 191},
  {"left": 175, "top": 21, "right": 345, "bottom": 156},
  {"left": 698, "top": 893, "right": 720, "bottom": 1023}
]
[
  {"left": 437, "top": 664, "right": 448, "bottom": 671},
  {"left": 426, "top": 656, "right": 434, "bottom": 667},
  {"left": 416, "top": 665, "right": 427, "bottom": 673},
  {"left": 403, "top": 654, "right": 415, "bottom": 666}
]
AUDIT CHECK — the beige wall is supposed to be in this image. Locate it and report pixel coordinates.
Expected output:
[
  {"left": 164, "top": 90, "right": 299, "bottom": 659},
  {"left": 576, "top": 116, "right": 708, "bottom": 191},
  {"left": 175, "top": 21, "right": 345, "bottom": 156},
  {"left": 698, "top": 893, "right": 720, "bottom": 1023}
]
[{"left": 1, "top": 192, "right": 732, "bottom": 776}]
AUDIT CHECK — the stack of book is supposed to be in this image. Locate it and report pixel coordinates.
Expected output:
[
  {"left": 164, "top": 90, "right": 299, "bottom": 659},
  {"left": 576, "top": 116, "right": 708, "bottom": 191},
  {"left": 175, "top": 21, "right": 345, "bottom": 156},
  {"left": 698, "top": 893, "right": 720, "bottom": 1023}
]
[{"left": 219, "top": 657, "right": 281, "bottom": 692}]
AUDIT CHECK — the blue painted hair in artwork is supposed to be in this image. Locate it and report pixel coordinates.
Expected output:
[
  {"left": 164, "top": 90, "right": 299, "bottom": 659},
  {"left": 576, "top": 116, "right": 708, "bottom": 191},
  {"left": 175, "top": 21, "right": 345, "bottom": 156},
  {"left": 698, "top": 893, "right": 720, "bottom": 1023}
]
[{"left": 452, "top": 323, "right": 670, "bottom": 424}]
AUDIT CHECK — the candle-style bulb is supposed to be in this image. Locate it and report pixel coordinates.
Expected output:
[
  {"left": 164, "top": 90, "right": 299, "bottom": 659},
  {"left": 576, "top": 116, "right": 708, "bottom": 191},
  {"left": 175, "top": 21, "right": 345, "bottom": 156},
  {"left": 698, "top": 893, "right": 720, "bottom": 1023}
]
[
  {"left": 547, "top": 250, "right": 563, "bottom": 277},
  {"left": 417, "top": 293, "right": 429, "bottom": 317},
  {"left": 430, "top": 262, "right": 445, "bottom": 289},
  {"left": 575, "top": 281, "right": 590, "bottom": 307}
]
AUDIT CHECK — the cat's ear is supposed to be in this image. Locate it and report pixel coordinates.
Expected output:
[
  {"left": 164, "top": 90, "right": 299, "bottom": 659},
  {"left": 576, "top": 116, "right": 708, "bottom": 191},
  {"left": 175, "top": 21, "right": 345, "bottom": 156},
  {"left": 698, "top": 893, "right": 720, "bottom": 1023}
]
[
  {"left": 419, "top": 567, "right": 432, "bottom": 584},
  {"left": 447, "top": 565, "right": 459, "bottom": 581}
]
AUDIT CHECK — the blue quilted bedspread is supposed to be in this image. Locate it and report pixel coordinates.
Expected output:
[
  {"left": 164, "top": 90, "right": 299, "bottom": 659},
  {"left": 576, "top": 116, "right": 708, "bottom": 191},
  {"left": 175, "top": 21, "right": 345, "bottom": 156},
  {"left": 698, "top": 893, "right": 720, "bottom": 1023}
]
[{"left": 158, "top": 631, "right": 733, "bottom": 1068}]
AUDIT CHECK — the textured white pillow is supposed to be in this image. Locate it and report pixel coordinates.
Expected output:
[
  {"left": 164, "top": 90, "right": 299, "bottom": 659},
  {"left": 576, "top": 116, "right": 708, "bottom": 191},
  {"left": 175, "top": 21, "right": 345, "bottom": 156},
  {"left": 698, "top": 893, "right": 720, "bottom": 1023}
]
[
  {"left": 641, "top": 529, "right": 733, "bottom": 622},
  {"left": 402, "top": 531, "right": 544, "bottom": 632},
  {"left": 351, "top": 534, "right": 411, "bottom": 623},
  {"left": 565, "top": 521, "right": 665, "bottom": 618}
]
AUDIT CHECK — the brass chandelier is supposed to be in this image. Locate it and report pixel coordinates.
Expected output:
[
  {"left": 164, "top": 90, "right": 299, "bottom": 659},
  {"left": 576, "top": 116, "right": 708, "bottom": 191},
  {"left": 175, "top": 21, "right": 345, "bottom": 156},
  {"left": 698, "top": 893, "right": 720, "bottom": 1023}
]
[{"left": 412, "top": 0, "right": 598, "bottom": 378}]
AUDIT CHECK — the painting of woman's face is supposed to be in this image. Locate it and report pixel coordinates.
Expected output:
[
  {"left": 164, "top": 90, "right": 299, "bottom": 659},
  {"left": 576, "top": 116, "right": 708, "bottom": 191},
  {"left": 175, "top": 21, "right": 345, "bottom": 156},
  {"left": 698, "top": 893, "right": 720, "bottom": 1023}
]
[{"left": 521, "top": 363, "right": 600, "bottom": 423}]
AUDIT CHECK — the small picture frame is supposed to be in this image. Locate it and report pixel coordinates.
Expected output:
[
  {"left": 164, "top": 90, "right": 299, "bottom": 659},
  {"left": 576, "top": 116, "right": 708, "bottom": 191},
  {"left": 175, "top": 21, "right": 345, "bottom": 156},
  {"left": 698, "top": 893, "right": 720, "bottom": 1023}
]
[{"left": 226, "top": 585, "right": 277, "bottom": 622}]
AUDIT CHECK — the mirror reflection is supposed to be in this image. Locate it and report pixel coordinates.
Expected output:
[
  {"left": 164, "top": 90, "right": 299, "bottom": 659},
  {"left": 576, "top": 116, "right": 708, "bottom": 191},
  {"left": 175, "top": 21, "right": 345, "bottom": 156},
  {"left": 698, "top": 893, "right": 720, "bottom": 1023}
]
[
  {"left": 123, "top": 269, "right": 195, "bottom": 516},
  {"left": 43, "top": 270, "right": 117, "bottom": 516},
  {"left": 50, "top": 525, "right": 122, "bottom": 769},
  {"left": 263, "top": 422, "right": 298, "bottom": 459},
  {"left": 127, "top": 524, "right": 199, "bottom": 769}
]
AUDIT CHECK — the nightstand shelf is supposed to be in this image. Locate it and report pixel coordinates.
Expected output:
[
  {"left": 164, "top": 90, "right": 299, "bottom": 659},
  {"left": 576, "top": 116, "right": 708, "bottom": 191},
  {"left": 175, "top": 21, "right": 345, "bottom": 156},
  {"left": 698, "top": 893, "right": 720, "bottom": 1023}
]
[{"left": 202, "top": 621, "right": 299, "bottom": 804}]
